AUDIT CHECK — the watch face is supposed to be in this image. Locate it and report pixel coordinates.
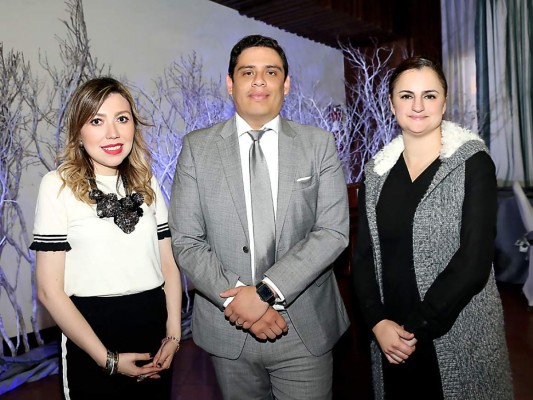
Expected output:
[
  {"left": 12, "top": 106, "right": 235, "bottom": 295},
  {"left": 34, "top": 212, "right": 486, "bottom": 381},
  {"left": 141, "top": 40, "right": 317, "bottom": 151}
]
[{"left": 257, "top": 283, "right": 275, "bottom": 305}]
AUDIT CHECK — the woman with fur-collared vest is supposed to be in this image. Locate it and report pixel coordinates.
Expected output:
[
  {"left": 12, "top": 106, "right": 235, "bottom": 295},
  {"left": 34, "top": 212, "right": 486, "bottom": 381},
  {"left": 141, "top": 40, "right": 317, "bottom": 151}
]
[{"left": 352, "top": 56, "right": 513, "bottom": 400}]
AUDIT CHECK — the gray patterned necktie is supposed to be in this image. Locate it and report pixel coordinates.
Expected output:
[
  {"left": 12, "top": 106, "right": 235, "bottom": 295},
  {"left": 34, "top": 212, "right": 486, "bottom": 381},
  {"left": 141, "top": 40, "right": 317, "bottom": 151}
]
[{"left": 248, "top": 129, "right": 276, "bottom": 283}]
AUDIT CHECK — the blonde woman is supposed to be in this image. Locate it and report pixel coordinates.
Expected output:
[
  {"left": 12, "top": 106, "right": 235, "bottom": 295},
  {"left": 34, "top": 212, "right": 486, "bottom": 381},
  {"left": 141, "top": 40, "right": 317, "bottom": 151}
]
[{"left": 31, "top": 77, "right": 181, "bottom": 399}]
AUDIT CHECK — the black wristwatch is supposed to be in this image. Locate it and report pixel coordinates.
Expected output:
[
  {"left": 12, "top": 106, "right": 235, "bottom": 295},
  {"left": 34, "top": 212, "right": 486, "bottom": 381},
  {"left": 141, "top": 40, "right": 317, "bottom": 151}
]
[{"left": 256, "top": 282, "right": 276, "bottom": 306}]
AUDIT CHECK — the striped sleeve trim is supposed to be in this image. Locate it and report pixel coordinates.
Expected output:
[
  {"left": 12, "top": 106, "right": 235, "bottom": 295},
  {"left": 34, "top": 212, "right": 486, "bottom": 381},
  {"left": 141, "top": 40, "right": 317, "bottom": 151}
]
[
  {"left": 157, "top": 223, "right": 171, "bottom": 240},
  {"left": 30, "top": 234, "right": 71, "bottom": 252}
]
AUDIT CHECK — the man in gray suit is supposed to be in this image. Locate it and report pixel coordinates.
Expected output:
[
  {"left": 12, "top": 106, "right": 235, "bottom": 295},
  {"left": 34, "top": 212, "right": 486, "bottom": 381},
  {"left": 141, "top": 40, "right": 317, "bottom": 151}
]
[{"left": 169, "top": 35, "right": 350, "bottom": 399}]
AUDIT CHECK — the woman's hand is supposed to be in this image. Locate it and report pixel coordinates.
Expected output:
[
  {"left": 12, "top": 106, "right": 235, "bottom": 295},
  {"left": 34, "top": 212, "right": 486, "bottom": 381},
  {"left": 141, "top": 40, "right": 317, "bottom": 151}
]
[
  {"left": 152, "top": 337, "right": 180, "bottom": 372},
  {"left": 372, "top": 319, "right": 417, "bottom": 364},
  {"left": 115, "top": 352, "right": 162, "bottom": 380}
]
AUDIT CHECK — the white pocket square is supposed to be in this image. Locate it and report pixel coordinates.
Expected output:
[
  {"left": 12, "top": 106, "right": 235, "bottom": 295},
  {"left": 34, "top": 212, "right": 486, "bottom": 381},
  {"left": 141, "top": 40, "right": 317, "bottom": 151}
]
[{"left": 296, "top": 176, "right": 312, "bottom": 182}]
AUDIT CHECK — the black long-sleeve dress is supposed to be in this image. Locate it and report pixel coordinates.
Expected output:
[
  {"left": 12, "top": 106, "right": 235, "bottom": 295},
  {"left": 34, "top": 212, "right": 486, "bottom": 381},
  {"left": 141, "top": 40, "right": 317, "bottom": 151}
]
[{"left": 353, "top": 151, "right": 496, "bottom": 399}]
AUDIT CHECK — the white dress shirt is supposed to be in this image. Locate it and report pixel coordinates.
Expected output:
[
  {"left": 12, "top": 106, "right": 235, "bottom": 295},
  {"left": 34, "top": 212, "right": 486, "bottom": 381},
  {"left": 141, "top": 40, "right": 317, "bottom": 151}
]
[{"left": 224, "top": 113, "right": 285, "bottom": 307}]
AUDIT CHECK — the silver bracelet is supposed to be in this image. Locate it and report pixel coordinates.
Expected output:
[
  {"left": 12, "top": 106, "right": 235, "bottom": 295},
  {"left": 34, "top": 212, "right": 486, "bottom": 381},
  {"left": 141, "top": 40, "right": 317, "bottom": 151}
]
[{"left": 103, "top": 349, "right": 119, "bottom": 375}]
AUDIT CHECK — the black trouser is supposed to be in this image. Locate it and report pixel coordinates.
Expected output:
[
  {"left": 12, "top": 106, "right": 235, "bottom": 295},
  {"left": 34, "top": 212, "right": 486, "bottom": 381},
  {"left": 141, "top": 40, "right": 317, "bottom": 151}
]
[{"left": 64, "top": 286, "right": 171, "bottom": 400}]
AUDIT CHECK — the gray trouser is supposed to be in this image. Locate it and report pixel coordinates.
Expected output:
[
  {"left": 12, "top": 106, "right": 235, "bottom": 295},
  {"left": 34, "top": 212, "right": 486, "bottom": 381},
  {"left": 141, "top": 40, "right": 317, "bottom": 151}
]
[{"left": 210, "top": 314, "right": 333, "bottom": 400}]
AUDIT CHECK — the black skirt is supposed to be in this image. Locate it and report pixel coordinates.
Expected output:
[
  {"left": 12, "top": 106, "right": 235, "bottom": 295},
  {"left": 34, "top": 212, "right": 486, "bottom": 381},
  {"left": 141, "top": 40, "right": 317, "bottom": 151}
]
[{"left": 63, "top": 286, "right": 171, "bottom": 400}]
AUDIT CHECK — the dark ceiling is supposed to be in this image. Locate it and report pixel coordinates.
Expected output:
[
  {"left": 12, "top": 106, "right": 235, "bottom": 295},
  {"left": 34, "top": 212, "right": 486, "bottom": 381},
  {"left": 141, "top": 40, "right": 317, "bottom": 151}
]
[{"left": 210, "top": 0, "right": 407, "bottom": 49}]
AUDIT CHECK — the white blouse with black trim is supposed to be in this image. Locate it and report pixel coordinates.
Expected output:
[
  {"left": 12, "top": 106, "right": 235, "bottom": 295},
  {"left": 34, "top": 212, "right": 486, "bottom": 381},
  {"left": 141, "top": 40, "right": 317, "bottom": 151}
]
[{"left": 30, "top": 171, "right": 171, "bottom": 297}]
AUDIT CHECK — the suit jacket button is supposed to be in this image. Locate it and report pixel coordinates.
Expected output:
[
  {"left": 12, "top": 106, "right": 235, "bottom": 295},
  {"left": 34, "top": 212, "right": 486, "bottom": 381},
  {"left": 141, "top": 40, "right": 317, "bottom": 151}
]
[{"left": 242, "top": 246, "right": 249, "bottom": 253}]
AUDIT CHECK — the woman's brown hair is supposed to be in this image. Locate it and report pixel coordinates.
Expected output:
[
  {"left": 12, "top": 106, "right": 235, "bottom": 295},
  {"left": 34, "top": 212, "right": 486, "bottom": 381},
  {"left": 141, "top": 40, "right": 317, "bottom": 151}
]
[
  {"left": 57, "top": 77, "right": 155, "bottom": 204},
  {"left": 388, "top": 56, "right": 448, "bottom": 97}
]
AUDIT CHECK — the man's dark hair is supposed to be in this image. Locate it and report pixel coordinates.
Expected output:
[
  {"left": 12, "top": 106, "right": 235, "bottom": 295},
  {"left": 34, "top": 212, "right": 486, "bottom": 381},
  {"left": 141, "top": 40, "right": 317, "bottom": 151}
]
[
  {"left": 389, "top": 56, "right": 448, "bottom": 97},
  {"left": 228, "top": 35, "right": 289, "bottom": 81}
]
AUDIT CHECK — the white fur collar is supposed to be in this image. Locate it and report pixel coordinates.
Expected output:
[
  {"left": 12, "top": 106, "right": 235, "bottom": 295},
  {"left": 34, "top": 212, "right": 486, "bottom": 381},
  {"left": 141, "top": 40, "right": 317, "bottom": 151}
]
[{"left": 373, "top": 120, "right": 484, "bottom": 176}]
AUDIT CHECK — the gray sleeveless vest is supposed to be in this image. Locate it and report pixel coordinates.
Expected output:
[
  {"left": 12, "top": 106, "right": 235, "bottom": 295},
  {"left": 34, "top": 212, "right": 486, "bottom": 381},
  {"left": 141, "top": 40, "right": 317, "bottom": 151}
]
[{"left": 363, "top": 121, "right": 513, "bottom": 400}]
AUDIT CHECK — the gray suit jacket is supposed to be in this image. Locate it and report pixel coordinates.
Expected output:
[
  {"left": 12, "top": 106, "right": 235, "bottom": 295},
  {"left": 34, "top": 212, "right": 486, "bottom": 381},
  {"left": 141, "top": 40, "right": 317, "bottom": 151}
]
[{"left": 169, "top": 117, "right": 350, "bottom": 359}]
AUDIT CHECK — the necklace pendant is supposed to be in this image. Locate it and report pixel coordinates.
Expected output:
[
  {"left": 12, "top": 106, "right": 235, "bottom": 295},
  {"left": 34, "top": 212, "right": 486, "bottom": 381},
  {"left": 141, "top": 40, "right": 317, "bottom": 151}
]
[
  {"left": 89, "top": 177, "right": 144, "bottom": 234},
  {"left": 115, "top": 209, "right": 142, "bottom": 234}
]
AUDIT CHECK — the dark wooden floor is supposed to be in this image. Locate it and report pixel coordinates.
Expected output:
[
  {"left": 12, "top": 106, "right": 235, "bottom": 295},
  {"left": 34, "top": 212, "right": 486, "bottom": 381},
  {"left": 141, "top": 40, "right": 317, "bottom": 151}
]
[{"left": 3, "top": 283, "right": 532, "bottom": 399}]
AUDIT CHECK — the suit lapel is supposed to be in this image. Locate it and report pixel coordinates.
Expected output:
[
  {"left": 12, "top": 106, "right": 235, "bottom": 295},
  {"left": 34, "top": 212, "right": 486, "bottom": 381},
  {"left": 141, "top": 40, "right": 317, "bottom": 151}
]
[
  {"left": 276, "top": 119, "right": 298, "bottom": 246},
  {"left": 216, "top": 118, "right": 249, "bottom": 241}
]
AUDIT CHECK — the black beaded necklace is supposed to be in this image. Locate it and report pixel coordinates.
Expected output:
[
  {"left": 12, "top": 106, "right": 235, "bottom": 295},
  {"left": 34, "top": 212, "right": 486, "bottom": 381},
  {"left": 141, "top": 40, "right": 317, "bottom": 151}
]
[{"left": 88, "top": 175, "right": 144, "bottom": 234}]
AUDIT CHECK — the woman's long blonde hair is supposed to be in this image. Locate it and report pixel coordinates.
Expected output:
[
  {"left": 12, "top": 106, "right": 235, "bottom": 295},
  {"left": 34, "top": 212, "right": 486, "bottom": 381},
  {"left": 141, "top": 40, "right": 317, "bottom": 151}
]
[{"left": 57, "top": 77, "right": 155, "bottom": 205}]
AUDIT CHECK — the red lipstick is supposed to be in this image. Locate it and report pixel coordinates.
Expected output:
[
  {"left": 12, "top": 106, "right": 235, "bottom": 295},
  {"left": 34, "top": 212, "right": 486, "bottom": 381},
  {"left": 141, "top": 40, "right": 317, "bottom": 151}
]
[{"left": 101, "top": 144, "right": 123, "bottom": 155}]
